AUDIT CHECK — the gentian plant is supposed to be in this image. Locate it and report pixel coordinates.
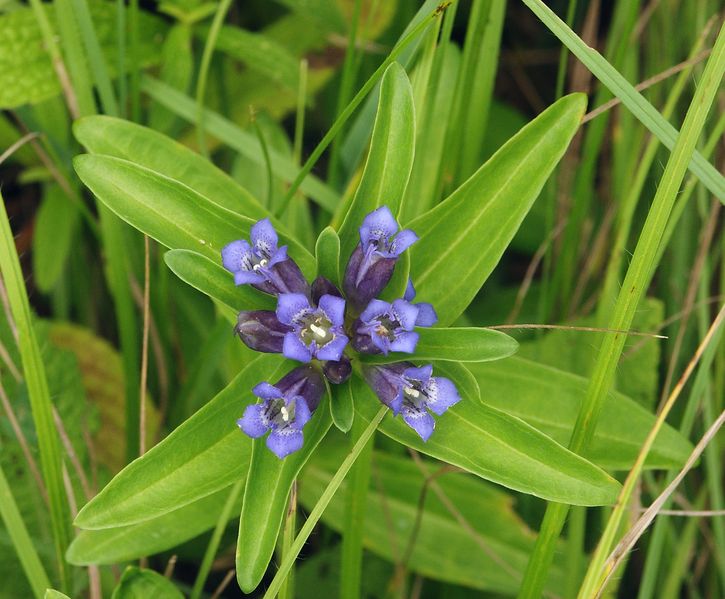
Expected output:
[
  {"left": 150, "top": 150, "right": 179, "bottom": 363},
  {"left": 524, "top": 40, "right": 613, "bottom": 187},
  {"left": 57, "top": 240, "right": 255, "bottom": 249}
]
[{"left": 223, "top": 207, "right": 460, "bottom": 456}]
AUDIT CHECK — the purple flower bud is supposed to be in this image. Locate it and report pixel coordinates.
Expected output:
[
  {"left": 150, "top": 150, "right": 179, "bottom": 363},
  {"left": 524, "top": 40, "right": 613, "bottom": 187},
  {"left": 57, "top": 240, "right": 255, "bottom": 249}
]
[
  {"left": 221, "top": 218, "right": 309, "bottom": 296},
  {"left": 343, "top": 206, "right": 418, "bottom": 311},
  {"left": 362, "top": 363, "right": 461, "bottom": 441},
  {"left": 352, "top": 299, "right": 420, "bottom": 355},
  {"left": 276, "top": 293, "right": 349, "bottom": 363},
  {"left": 237, "top": 365, "right": 325, "bottom": 458},
  {"left": 323, "top": 356, "right": 352, "bottom": 384},
  {"left": 236, "top": 311, "right": 290, "bottom": 353},
  {"left": 311, "top": 276, "right": 342, "bottom": 305}
]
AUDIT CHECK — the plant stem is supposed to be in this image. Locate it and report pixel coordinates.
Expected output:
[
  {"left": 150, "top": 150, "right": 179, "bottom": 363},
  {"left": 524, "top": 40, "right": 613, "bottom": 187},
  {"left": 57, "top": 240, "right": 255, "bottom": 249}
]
[
  {"left": 339, "top": 417, "right": 375, "bottom": 599},
  {"left": 517, "top": 20, "right": 725, "bottom": 599},
  {"left": 196, "top": 0, "right": 233, "bottom": 157},
  {"left": 190, "top": 479, "right": 244, "bottom": 599},
  {"left": 262, "top": 407, "right": 387, "bottom": 599}
]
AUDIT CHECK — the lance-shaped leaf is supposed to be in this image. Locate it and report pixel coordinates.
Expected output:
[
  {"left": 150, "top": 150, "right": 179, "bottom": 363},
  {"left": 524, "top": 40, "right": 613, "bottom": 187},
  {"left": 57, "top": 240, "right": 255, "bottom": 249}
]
[
  {"left": 236, "top": 398, "right": 332, "bottom": 592},
  {"left": 300, "top": 448, "right": 567, "bottom": 595},
  {"left": 164, "top": 249, "right": 274, "bottom": 312},
  {"left": 352, "top": 374, "right": 620, "bottom": 506},
  {"left": 74, "top": 355, "right": 287, "bottom": 530},
  {"left": 315, "top": 226, "right": 341, "bottom": 286},
  {"left": 111, "top": 567, "right": 183, "bottom": 599},
  {"left": 337, "top": 62, "right": 415, "bottom": 270},
  {"left": 67, "top": 485, "right": 241, "bottom": 565},
  {"left": 361, "top": 327, "right": 518, "bottom": 364},
  {"left": 408, "top": 93, "right": 587, "bottom": 326},
  {"left": 468, "top": 357, "right": 694, "bottom": 470},
  {"left": 73, "top": 115, "right": 266, "bottom": 220},
  {"left": 330, "top": 379, "right": 354, "bottom": 433},
  {"left": 73, "top": 154, "right": 316, "bottom": 276}
]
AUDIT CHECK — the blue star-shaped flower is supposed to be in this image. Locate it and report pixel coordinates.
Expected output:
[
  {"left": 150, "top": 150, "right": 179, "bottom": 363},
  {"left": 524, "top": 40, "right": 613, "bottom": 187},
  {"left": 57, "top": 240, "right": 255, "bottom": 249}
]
[
  {"left": 363, "top": 363, "right": 461, "bottom": 441},
  {"left": 238, "top": 382, "right": 312, "bottom": 459},
  {"left": 221, "top": 218, "right": 307, "bottom": 295},
  {"left": 343, "top": 206, "right": 418, "bottom": 310},
  {"left": 276, "top": 293, "right": 349, "bottom": 363},
  {"left": 353, "top": 298, "right": 420, "bottom": 354}
]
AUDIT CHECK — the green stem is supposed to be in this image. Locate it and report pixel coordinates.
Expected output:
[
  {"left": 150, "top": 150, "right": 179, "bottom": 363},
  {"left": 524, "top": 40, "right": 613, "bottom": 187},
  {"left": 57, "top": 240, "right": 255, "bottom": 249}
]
[
  {"left": 0, "top": 462, "right": 51, "bottom": 599},
  {"left": 327, "top": 0, "right": 363, "bottom": 188},
  {"left": 278, "top": 482, "right": 298, "bottom": 599},
  {"left": 195, "top": 0, "right": 233, "bottom": 158},
  {"left": 0, "top": 193, "right": 72, "bottom": 591},
  {"left": 517, "top": 20, "right": 725, "bottom": 599},
  {"left": 190, "top": 479, "right": 244, "bottom": 599},
  {"left": 274, "top": 10, "right": 437, "bottom": 218},
  {"left": 262, "top": 407, "right": 387, "bottom": 599},
  {"left": 339, "top": 418, "right": 375, "bottom": 599}
]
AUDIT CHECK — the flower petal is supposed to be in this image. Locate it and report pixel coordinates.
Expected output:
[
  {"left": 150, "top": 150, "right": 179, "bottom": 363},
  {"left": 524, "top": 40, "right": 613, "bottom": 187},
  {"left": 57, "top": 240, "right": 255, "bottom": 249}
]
[
  {"left": 222, "top": 239, "right": 252, "bottom": 273},
  {"left": 390, "top": 229, "right": 418, "bottom": 256},
  {"left": 318, "top": 294, "right": 346, "bottom": 326},
  {"left": 238, "top": 404, "right": 269, "bottom": 438},
  {"left": 252, "top": 382, "right": 282, "bottom": 401},
  {"left": 402, "top": 405, "right": 435, "bottom": 441},
  {"left": 292, "top": 396, "right": 311, "bottom": 429},
  {"left": 234, "top": 270, "right": 266, "bottom": 286},
  {"left": 283, "top": 332, "right": 313, "bottom": 363},
  {"left": 425, "top": 377, "right": 462, "bottom": 415},
  {"left": 390, "top": 331, "right": 419, "bottom": 354},
  {"left": 360, "top": 299, "right": 391, "bottom": 323},
  {"left": 359, "top": 206, "right": 398, "bottom": 247},
  {"left": 251, "top": 218, "right": 278, "bottom": 256},
  {"left": 391, "top": 299, "right": 419, "bottom": 330},
  {"left": 414, "top": 303, "right": 438, "bottom": 327},
  {"left": 403, "top": 364, "right": 433, "bottom": 383},
  {"left": 404, "top": 278, "right": 416, "bottom": 301},
  {"left": 266, "top": 428, "right": 304, "bottom": 458},
  {"left": 315, "top": 334, "right": 349, "bottom": 362},
  {"left": 276, "top": 293, "right": 311, "bottom": 325}
]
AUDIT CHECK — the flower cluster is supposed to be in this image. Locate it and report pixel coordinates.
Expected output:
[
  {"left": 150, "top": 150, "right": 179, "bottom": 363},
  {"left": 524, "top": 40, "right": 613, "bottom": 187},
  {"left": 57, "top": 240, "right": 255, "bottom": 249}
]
[{"left": 222, "top": 208, "right": 461, "bottom": 458}]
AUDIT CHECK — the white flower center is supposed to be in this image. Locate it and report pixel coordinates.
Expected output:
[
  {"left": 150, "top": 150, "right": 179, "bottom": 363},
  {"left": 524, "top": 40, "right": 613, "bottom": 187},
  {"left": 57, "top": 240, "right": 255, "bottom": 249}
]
[{"left": 300, "top": 314, "right": 334, "bottom": 346}]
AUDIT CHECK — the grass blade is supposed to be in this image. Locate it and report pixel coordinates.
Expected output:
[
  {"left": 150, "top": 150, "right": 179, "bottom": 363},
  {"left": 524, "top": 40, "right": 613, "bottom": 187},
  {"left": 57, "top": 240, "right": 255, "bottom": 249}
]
[{"left": 0, "top": 192, "right": 72, "bottom": 589}]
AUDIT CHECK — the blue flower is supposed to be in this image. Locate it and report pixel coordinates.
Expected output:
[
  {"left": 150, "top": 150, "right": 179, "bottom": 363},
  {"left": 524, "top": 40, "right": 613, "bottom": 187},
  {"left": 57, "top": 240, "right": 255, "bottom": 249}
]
[
  {"left": 276, "top": 293, "right": 349, "bottom": 363},
  {"left": 343, "top": 206, "right": 418, "bottom": 310},
  {"left": 222, "top": 218, "right": 308, "bottom": 295},
  {"left": 238, "top": 366, "right": 324, "bottom": 458},
  {"left": 363, "top": 362, "right": 461, "bottom": 441},
  {"left": 353, "top": 298, "right": 420, "bottom": 355}
]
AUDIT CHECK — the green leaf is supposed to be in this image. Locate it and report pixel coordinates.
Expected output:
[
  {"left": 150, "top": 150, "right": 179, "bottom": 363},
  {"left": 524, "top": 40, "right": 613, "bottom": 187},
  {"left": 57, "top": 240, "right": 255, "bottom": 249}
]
[
  {"left": 330, "top": 379, "right": 354, "bottom": 433},
  {"left": 74, "top": 354, "right": 287, "bottom": 530},
  {"left": 352, "top": 374, "right": 620, "bottom": 506},
  {"left": 337, "top": 62, "right": 416, "bottom": 269},
  {"left": 300, "top": 448, "right": 566, "bottom": 595},
  {"left": 408, "top": 93, "right": 587, "bottom": 326},
  {"left": 467, "top": 357, "right": 694, "bottom": 470},
  {"left": 315, "top": 226, "right": 341, "bottom": 286},
  {"left": 73, "top": 115, "right": 266, "bottom": 221},
  {"left": 32, "top": 184, "right": 79, "bottom": 293},
  {"left": 44, "top": 591, "right": 71, "bottom": 599},
  {"left": 111, "top": 566, "right": 183, "bottom": 599},
  {"left": 201, "top": 24, "right": 299, "bottom": 90},
  {"left": 66, "top": 485, "right": 240, "bottom": 565},
  {"left": 73, "top": 154, "right": 316, "bottom": 276},
  {"left": 361, "top": 327, "right": 518, "bottom": 364},
  {"left": 0, "top": 3, "right": 166, "bottom": 109},
  {"left": 141, "top": 76, "right": 340, "bottom": 213},
  {"left": 164, "top": 249, "right": 274, "bottom": 312},
  {"left": 236, "top": 398, "right": 332, "bottom": 592}
]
